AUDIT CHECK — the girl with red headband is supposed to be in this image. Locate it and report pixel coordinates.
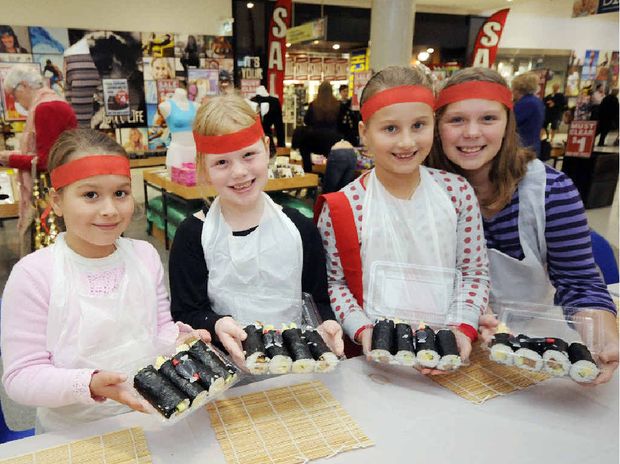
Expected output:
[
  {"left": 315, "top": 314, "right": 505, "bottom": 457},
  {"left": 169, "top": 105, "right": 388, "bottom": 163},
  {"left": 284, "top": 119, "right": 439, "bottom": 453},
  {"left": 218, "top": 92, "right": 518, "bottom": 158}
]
[
  {"left": 316, "top": 66, "right": 490, "bottom": 371},
  {"left": 169, "top": 94, "right": 343, "bottom": 368},
  {"left": 1, "top": 129, "right": 210, "bottom": 432},
  {"left": 428, "top": 67, "right": 617, "bottom": 384}
]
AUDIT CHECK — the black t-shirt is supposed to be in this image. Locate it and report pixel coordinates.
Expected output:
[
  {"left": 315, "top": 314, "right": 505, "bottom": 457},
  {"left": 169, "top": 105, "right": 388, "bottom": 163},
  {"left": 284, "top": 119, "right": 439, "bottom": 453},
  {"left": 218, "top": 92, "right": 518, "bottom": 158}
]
[{"left": 169, "top": 206, "right": 334, "bottom": 338}]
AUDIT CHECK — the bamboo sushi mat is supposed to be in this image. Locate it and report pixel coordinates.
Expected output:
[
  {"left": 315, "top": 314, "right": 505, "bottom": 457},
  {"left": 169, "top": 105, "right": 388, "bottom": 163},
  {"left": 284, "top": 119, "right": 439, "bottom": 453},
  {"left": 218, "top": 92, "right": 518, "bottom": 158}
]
[
  {"left": 0, "top": 427, "right": 151, "bottom": 464},
  {"left": 206, "top": 380, "right": 374, "bottom": 464},
  {"left": 430, "top": 343, "right": 550, "bottom": 404}
]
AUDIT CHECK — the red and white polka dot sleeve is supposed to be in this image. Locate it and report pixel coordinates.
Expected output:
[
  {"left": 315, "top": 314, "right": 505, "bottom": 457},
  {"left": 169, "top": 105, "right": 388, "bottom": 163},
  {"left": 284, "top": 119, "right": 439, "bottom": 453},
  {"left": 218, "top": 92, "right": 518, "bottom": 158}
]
[{"left": 317, "top": 202, "right": 373, "bottom": 341}]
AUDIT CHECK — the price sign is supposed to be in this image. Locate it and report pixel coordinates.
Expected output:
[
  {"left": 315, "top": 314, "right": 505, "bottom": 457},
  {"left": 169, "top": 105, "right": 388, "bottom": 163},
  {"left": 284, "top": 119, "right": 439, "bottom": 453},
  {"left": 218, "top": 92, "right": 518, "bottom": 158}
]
[{"left": 565, "top": 121, "right": 597, "bottom": 158}]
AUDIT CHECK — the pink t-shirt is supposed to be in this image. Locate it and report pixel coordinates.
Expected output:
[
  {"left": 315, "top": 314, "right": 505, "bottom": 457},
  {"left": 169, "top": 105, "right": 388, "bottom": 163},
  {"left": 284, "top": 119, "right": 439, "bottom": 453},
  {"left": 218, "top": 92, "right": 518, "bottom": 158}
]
[{"left": 1, "top": 239, "right": 179, "bottom": 408}]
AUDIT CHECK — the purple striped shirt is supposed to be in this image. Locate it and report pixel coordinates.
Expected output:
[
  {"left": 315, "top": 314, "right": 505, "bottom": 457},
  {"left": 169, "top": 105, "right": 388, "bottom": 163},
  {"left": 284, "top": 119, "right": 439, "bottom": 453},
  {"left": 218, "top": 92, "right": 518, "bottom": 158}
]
[{"left": 483, "top": 164, "right": 616, "bottom": 315}]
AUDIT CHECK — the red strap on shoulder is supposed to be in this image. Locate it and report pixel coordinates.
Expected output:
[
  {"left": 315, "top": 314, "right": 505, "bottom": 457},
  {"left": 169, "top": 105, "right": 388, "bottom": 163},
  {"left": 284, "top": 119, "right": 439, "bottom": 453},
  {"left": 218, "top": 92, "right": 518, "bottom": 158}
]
[{"left": 314, "top": 192, "right": 364, "bottom": 308}]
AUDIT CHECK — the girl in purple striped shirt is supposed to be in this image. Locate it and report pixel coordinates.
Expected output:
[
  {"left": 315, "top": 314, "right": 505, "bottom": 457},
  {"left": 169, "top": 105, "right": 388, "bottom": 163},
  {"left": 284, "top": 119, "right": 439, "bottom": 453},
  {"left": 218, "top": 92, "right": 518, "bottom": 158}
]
[{"left": 428, "top": 67, "right": 618, "bottom": 384}]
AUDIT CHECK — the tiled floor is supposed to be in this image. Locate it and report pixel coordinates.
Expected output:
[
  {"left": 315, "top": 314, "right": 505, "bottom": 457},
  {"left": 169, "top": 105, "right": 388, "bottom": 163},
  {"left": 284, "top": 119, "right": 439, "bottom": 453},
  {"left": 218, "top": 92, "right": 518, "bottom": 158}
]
[{"left": 0, "top": 172, "right": 617, "bottom": 431}]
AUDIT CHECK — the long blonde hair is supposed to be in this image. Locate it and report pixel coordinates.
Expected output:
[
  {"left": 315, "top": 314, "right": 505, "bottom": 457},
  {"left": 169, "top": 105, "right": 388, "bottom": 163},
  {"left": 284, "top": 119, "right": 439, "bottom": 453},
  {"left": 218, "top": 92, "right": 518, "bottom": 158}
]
[{"left": 427, "top": 67, "right": 535, "bottom": 210}]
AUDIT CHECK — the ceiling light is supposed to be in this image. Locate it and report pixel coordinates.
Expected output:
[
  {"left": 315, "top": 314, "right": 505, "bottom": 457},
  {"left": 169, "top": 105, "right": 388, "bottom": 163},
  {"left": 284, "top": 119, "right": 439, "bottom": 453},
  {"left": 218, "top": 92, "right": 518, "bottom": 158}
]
[
  {"left": 427, "top": 47, "right": 434, "bottom": 53},
  {"left": 247, "top": 2, "right": 254, "bottom": 8},
  {"left": 332, "top": 43, "right": 341, "bottom": 50},
  {"left": 286, "top": 42, "right": 291, "bottom": 48},
  {"left": 417, "top": 51, "right": 430, "bottom": 62},
  {"left": 313, "top": 40, "right": 319, "bottom": 45}
]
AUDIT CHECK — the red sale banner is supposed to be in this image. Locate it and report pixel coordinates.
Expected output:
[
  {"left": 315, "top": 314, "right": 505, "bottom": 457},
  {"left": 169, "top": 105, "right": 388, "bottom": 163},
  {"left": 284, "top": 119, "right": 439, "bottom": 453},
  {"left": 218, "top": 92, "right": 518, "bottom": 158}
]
[
  {"left": 471, "top": 8, "right": 510, "bottom": 67},
  {"left": 267, "top": 0, "right": 292, "bottom": 103},
  {"left": 565, "top": 121, "right": 597, "bottom": 158}
]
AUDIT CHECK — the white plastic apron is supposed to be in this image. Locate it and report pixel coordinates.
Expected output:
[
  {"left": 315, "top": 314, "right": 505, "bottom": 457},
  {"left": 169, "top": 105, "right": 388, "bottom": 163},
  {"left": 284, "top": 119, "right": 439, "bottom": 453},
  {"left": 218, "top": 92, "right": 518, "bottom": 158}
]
[
  {"left": 488, "top": 159, "right": 554, "bottom": 305},
  {"left": 202, "top": 193, "right": 303, "bottom": 326},
  {"left": 38, "top": 234, "right": 158, "bottom": 432},
  {"left": 361, "top": 167, "right": 458, "bottom": 324}
]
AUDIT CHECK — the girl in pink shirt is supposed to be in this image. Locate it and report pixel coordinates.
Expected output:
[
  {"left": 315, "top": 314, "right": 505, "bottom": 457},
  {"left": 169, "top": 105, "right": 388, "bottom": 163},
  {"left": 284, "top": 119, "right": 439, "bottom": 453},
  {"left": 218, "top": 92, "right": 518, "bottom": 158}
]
[{"left": 1, "top": 129, "right": 209, "bottom": 432}]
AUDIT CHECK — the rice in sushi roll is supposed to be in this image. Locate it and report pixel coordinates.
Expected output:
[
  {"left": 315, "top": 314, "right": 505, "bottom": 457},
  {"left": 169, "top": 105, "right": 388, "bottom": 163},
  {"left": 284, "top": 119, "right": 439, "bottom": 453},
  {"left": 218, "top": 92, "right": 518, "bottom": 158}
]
[
  {"left": 303, "top": 329, "right": 339, "bottom": 372},
  {"left": 263, "top": 326, "right": 292, "bottom": 374},
  {"left": 370, "top": 319, "right": 395, "bottom": 364},
  {"left": 414, "top": 323, "right": 440, "bottom": 368},
  {"left": 242, "top": 323, "right": 269, "bottom": 374},
  {"left": 282, "top": 325, "right": 316, "bottom": 373},
  {"left": 513, "top": 335, "right": 544, "bottom": 372},
  {"left": 568, "top": 342, "right": 599, "bottom": 383},
  {"left": 394, "top": 322, "right": 416, "bottom": 366},
  {"left": 542, "top": 338, "right": 571, "bottom": 377},
  {"left": 488, "top": 323, "right": 518, "bottom": 366},
  {"left": 436, "top": 329, "right": 461, "bottom": 371}
]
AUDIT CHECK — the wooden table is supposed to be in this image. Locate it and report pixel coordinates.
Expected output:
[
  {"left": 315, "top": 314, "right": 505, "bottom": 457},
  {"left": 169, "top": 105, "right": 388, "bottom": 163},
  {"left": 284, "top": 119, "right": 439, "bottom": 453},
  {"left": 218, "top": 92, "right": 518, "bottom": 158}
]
[
  {"left": 143, "top": 168, "right": 319, "bottom": 249},
  {"left": 0, "top": 358, "right": 616, "bottom": 463}
]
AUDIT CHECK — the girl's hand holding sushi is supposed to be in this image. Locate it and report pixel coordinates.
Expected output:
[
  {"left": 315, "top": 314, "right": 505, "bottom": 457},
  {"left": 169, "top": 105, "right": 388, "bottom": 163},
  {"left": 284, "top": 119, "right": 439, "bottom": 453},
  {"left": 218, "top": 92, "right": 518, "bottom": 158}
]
[
  {"left": 317, "top": 320, "right": 344, "bottom": 356},
  {"left": 478, "top": 313, "right": 499, "bottom": 344},
  {"left": 418, "top": 329, "right": 472, "bottom": 376},
  {"left": 574, "top": 310, "right": 619, "bottom": 386},
  {"left": 89, "top": 371, "right": 148, "bottom": 413},
  {"left": 176, "top": 328, "right": 211, "bottom": 346},
  {"left": 215, "top": 316, "right": 247, "bottom": 366}
]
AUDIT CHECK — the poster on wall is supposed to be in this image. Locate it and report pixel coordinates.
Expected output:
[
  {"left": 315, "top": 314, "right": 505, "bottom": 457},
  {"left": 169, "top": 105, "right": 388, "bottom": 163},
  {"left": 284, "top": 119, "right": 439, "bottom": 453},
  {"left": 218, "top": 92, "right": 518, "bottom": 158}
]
[
  {"left": 146, "top": 103, "right": 165, "bottom": 127},
  {"left": 148, "top": 126, "right": 168, "bottom": 151},
  {"left": 29, "top": 27, "right": 69, "bottom": 54},
  {"left": 308, "top": 57, "right": 322, "bottom": 81},
  {"left": 241, "top": 79, "right": 261, "bottom": 98},
  {"left": 204, "top": 36, "right": 233, "bottom": 58},
  {"left": 33, "top": 54, "right": 65, "bottom": 95},
  {"left": 118, "top": 127, "right": 148, "bottom": 154},
  {"left": 144, "top": 80, "right": 158, "bottom": 105},
  {"left": 143, "top": 57, "right": 175, "bottom": 80},
  {"left": 581, "top": 50, "right": 599, "bottom": 81},
  {"left": 352, "top": 70, "right": 372, "bottom": 111},
  {"left": 141, "top": 32, "right": 175, "bottom": 57},
  {"left": 0, "top": 25, "right": 31, "bottom": 54},
  {"left": 156, "top": 79, "right": 179, "bottom": 103},
  {"left": 610, "top": 51, "right": 619, "bottom": 88},
  {"left": 335, "top": 58, "right": 348, "bottom": 81},
  {"left": 0, "top": 53, "right": 32, "bottom": 63},
  {"left": 103, "top": 79, "right": 130, "bottom": 116},
  {"left": 572, "top": 0, "right": 618, "bottom": 17},
  {"left": 187, "top": 68, "right": 218, "bottom": 102},
  {"left": 294, "top": 56, "right": 308, "bottom": 80},
  {"left": 0, "top": 61, "right": 40, "bottom": 121},
  {"left": 323, "top": 58, "right": 336, "bottom": 81},
  {"left": 285, "top": 54, "right": 294, "bottom": 80}
]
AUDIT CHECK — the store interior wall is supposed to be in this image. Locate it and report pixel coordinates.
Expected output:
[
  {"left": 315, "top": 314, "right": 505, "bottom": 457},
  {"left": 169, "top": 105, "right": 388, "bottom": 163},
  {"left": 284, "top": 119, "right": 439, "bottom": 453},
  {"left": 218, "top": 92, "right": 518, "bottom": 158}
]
[
  {"left": 0, "top": 0, "right": 232, "bottom": 34},
  {"left": 494, "top": 0, "right": 618, "bottom": 58}
]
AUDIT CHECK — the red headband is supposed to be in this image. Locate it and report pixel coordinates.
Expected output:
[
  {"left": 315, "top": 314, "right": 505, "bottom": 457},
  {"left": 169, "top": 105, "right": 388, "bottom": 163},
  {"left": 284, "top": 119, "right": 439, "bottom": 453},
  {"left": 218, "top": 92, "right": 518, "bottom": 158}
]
[
  {"left": 193, "top": 117, "right": 265, "bottom": 155},
  {"left": 51, "top": 155, "right": 130, "bottom": 189},
  {"left": 360, "top": 85, "right": 435, "bottom": 122},
  {"left": 435, "top": 81, "right": 514, "bottom": 110}
]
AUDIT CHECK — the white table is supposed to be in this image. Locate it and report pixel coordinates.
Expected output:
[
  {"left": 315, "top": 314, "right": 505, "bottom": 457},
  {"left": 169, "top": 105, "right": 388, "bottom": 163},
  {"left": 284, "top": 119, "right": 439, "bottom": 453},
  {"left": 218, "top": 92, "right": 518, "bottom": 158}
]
[{"left": 0, "top": 358, "right": 617, "bottom": 463}]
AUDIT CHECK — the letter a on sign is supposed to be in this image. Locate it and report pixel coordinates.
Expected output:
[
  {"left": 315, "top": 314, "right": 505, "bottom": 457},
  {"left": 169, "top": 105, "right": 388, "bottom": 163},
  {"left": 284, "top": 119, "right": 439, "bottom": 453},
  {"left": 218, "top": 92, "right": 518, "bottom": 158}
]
[
  {"left": 471, "top": 8, "right": 510, "bottom": 68},
  {"left": 267, "top": 0, "right": 292, "bottom": 103}
]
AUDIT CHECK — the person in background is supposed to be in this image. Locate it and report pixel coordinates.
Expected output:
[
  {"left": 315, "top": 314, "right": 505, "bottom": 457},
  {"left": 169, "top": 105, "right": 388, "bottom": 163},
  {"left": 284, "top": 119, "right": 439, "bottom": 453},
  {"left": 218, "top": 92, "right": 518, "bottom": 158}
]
[
  {"left": 543, "top": 83, "right": 566, "bottom": 142},
  {"left": 597, "top": 88, "right": 619, "bottom": 146},
  {"left": 428, "top": 67, "right": 618, "bottom": 385},
  {"left": 590, "top": 83, "right": 604, "bottom": 121},
  {"left": 1, "top": 129, "right": 210, "bottom": 433},
  {"left": 300, "top": 81, "right": 344, "bottom": 172},
  {"left": 338, "top": 83, "right": 360, "bottom": 146},
  {"left": 169, "top": 94, "right": 343, "bottom": 367},
  {"left": 0, "top": 64, "right": 77, "bottom": 255},
  {"left": 338, "top": 84, "right": 349, "bottom": 102},
  {"left": 0, "top": 26, "right": 28, "bottom": 53},
  {"left": 511, "top": 72, "right": 545, "bottom": 157}
]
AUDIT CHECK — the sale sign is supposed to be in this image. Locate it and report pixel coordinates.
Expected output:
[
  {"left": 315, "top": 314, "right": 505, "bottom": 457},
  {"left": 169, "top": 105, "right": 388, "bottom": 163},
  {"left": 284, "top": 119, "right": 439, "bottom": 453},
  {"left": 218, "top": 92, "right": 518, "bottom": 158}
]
[
  {"left": 471, "top": 9, "right": 510, "bottom": 67},
  {"left": 565, "top": 121, "right": 597, "bottom": 158},
  {"left": 267, "top": 0, "right": 292, "bottom": 103}
]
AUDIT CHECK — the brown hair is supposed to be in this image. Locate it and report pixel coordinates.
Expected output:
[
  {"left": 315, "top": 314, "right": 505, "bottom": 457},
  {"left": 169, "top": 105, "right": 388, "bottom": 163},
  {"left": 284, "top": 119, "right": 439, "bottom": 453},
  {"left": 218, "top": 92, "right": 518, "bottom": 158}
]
[
  {"left": 427, "top": 67, "right": 535, "bottom": 210},
  {"left": 312, "top": 81, "right": 340, "bottom": 124},
  {"left": 47, "top": 128, "right": 128, "bottom": 174},
  {"left": 193, "top": 93, "right": 265, "bottom": 183},
  {"left": 360, "top": 65, "right": 434, "bottom": 108}
]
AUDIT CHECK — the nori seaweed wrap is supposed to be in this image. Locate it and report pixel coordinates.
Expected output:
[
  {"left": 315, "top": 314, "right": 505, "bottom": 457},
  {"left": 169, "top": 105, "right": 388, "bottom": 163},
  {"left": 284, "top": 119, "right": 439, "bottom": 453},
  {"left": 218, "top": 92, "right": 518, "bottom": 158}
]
[
  {"left": 568, "top": 342, "right": 599, "bottom": 383},
  {"left": 157, "top": 358, "right": 206, "bottom": 404},
  {"left": 436, "top": 329, "right": 461, "bottom": 371},
  {"left": 414, "top": 325, "right": 439, "bottom": 368},
  {"left": 304, "top": 329, "right": 339, "bottom": 372},
  {"left": 489, "top": 332, "right": 519, "bottom": 365},
  {"left": 263, "top": 329, "right": 292, "bottom": 374},
  {"left": 242, "top": 323, "right": 269, "bottom": 374},
  {"left": 394, "top": 323, "right": 415, "bottom": 366},
  {"left": 283, "top": 326, "right": 315, "bottom": 372},
  {"left": 172, "top": 352, "right": 223, "bottom": 392},
  {"left": 371, "top": 319, "right": 395, "bottom": 354},
  {"left": 134, "top": 366, "right": 189, "bottom": 418},
  {"left": 188, "top": 340, "right": 231, "bottom": 380}
]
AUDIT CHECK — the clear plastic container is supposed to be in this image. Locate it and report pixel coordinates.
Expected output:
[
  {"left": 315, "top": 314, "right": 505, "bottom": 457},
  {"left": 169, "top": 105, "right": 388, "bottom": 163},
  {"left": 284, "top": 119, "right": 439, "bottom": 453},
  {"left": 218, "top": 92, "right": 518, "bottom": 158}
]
[
  {"left": 133, "top": 341, "right": 241, "bottom": 425},
  {"left": 484, "top": 300, "right": 602, "bottom": 383}
]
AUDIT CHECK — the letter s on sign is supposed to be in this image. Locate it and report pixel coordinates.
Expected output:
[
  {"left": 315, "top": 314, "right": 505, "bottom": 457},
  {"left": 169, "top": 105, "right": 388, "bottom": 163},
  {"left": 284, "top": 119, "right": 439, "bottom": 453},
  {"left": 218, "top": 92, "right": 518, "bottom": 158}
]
[
  {"left": 272, "top": 7, "right": 288, "bottom": 38},
  {"left": 479, "top": 21, "right": 501, "bottom": 47}
]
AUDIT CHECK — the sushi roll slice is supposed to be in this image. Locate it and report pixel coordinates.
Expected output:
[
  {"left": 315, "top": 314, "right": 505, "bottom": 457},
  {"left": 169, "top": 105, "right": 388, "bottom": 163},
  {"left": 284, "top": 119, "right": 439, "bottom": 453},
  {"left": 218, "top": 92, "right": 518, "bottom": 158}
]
[
  {"left": 282, "top": 325, "right": 316, "bottom": 373},
  {"left": 155, "top": 356, "right": 207, "bottom": 405},
  {"left": 134, "top": 366, "right": 189, "bottom": 418},
  {"left": 488, "top": 324, "right": 519, "bottom": 366},
  {"left": 370, "top": 319, "right": 395, "bottom": 364},
  {"left": 568, "top": 342, "right": 599, "bottom": 383},
  {"left": 542, "top": 338, "right": 571, "bottom": 377},
  {"left": 263, "top": 327, "right": 292, "bottom": 374},
  {"left": 188, "top": 340, "right": 236, "bottom": 383},
  {"left": 513, "top": 335, "right": 544, "bottom": 372},
  {"left": 394, "top": 323, "right": 416, "bottom": 366},
  {"left": 303, "top": 329, "right": 339, "bottom": 372},
  {"left": 172, "top": 351, "right": 226, "bottom": 395},
  {"left": 436, "top": 329, "right": 461, "bottom": 371},
  {"left": 414, "top": 323, "right": 440, "bottom": 368},
  {"left": 242, "top": 323, "right": 269, "bottom": 374}
]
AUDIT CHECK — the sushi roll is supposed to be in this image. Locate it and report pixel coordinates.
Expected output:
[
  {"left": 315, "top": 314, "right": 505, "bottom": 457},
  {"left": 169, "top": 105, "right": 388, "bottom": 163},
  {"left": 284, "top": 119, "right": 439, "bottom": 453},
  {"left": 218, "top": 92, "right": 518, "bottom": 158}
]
[
  {"left": 436, "top": 329, "right": 461, "bottom": 371},
  {"left": 303, "top": 329, "right": 339, "bottom": 372},
  {"left": 513, "top": 335, "right": 544, "bottom": 372},
  {"left": 172, "top": 351, "right": 226, "bottom": 395},
  {"left": 242, "top": 323, "right": 269, "bottom": 374},
  {"left": 568, "top": 342, "right": 599, "bottom": 383},
  {"left": 414, "top": 323, "right": 440, "bottom": 368},
  {"left": 393, "top": 323, "right": 416, "bottom": 366},
  {"left": 134, "top": 366, "right": 189, "bottom": 418},
  {"left": 542, "top": 338, "right": 571, "bottom": 377},
  {"left": 155, "top": 356, "right": 207, "bottom": 405},
  {"left": 488, "top": 324, "right": 519, "bottom": 366},
  {"left": 282, "top": 325, "right": 316, "bottom": 373},
  {"left": 188, "top": 340, "right": 236, "bottom": 383},
  {"left": 370, "top": 319, "right": 395, "bottom": 364},
  {"left": 263, "top": 327, "right": 292, "bottom": 374}
]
